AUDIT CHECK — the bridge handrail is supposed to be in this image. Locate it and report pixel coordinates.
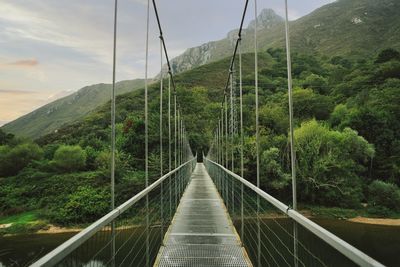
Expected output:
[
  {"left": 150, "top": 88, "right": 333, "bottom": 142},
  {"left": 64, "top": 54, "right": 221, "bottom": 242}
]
[
  {"left": 204, "top": 157, "right": 385, "bottom": 267},
  {"left": 32, "top": 157, "right": 196, "bottom": 267}
]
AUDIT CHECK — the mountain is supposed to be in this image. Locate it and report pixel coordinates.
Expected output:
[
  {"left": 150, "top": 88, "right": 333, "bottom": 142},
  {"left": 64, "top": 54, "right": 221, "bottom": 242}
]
[
  {"left": 4, "top": 0, "right": 400, "bottom": 139},
  {"left": 168, "top": 0, "right": 400, "bottom": 74},
  {"left": 1, "top": 79, "right": 146, "bottom": 138},
  {"left": 168, "top": 9, "right": 283, "bottom": 74}
]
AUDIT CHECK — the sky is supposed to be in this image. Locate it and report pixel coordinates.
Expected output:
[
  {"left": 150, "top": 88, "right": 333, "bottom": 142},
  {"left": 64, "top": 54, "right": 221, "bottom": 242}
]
[{"left": 0, "top": 0, "right": 335, "bottom": 126}]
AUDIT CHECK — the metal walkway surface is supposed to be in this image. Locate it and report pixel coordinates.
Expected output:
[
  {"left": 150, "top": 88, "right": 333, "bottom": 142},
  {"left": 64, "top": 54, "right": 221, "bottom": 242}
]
[{"left": 155, "top": 163, "right": 252, "bottom": 267}]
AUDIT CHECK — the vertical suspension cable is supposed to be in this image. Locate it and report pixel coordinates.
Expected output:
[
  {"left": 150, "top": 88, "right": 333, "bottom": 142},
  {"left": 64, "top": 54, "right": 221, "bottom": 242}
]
[
  {"left": 254, "top": 1, "right": 261, "bottom": 266},
  {"left": 224, "top": 94, "right": 229, "bottom": 208},
  {"left": 159, "top": 37, "right": 164, "bottom": 244},
  {"left": 144, "top": 0, "right": 150, "bottom": 266},
  {"left": 177, "top": 109, "right": 181, "bottom": 196},
  {"left": 168, "top": 74, "right": 172, "bottom": 218},
  {"left": 284, "top": 0, "right": 297, "bottom": 213},
  {"left": 239, "top": 40, "right": 245, "bottom": 243},
  {"left": 181, "top": 122, "right": 184, "bottom": 191},
  {"left": 110, "top": 0, "right": 118, "bottom": 265},
  {"left": 220, "top": 108, "right": 224, "bottom": 167},
  {"left": 174, "top": 92, "right": 177, "bottom": 209},
  {"left": 218, "top": 120, "right": 221, "bottom": 189},
  {"left": 230, "top": 71, "right": 234, "bottom": 172},
  {"left": 217, "top": 120, "right": 221, "bottom": 164},
  {"left": 224, "top": 94, "right": 228, "bottom": 169},
  {"left": 220, "top": 107, "right": 225, "bottom": 196},
  {"left": 284, "top": 0, "right": 298, "bottom": 266}
]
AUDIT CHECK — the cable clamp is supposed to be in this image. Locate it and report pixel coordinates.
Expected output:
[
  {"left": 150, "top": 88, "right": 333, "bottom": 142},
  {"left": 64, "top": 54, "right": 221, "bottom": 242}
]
[{"left": 286, "top": 205, "right": 292, "bottom": 214}]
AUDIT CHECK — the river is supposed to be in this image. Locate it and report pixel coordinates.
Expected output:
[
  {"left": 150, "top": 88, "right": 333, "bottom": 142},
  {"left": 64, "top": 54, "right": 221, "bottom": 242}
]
[{"left": 0, "top": 219, "right": 399, "bottom": 266}]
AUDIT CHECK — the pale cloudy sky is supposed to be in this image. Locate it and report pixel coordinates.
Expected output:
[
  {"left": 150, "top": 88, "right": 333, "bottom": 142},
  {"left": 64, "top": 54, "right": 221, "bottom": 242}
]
[{"left": 0, "top": 0, "right": 335, "bottom": 125}]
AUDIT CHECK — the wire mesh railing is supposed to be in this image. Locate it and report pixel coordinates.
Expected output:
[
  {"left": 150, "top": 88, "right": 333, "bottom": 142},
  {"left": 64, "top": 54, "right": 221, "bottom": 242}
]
[
  {"left": 204, "top": 157, "right": 384, "bottom": 267},
  {"left": 32, "top": 157, "right": 196, "bottom": 267}
]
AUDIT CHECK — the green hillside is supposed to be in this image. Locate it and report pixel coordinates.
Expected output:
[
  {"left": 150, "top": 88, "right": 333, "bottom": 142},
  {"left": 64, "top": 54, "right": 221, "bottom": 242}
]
[
  {"left": 1, "top": 0, "right": 400, "bottom": 234},
  {"left": 1, "top": 79, "right": 146, "bottom": 139},
  {"left": 263, "top": 0, "right": 400, "bottom": 56},
  {"left": 1, "top": 46, "right": 400, "bottom": 233},
  {"left": 169, "top": 0, "right": 400, "bottom": 73},
  {"left": 4, "top": 0, "right": 400, "bottom": 140}
]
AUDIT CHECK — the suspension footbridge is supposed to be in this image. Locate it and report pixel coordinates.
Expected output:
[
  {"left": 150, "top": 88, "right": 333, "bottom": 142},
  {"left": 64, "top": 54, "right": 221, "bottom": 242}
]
[{"left": 31, "top": 0, "right": 386, "bottom": 266}]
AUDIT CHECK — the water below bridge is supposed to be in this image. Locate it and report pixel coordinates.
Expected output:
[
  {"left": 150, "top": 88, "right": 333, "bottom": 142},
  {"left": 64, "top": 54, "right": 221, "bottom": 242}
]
[{"left": 0, "top": 164, "right": 399, "bottom": 266}]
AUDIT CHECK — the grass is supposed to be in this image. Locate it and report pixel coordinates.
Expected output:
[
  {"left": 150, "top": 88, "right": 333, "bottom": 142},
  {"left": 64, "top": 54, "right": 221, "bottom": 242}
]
[
  {"left": 0, "top": 211, "right": 39, "bottom": 224},
  {"left": 0, "top": 211, "right": 47, "bottom": 236},
  {"left": 300, "top": 205, "right": 400, "bottom": 220}
]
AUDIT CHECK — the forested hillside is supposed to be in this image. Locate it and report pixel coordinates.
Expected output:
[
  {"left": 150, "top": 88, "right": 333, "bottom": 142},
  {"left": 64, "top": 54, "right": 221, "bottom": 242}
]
[
  {"left": 1, "top": 47, "right": 400, "bottom": 234},
  {"left": 1, "top": 79, "right": 146, "bottom": 139},
  {"left": 168, "top": 0, "right": 400, "bottom": 74}
]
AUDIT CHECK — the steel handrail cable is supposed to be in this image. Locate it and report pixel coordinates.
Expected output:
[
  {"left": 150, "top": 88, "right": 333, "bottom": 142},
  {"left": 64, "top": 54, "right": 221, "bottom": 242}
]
[
  {"left": 232, "top": 181, "right": 327, "bottom": 266},
  {"left": 228, "top": 181, "right": 304, "bottom": 267}
]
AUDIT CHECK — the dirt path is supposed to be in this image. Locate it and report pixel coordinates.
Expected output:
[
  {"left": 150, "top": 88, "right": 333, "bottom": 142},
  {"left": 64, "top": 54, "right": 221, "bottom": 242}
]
[
  {"left": 348, "top": 216, "right": 400, "bottom": 226},
  {"left": 37, "top": 225, "right": 82, "bottom": 234}
]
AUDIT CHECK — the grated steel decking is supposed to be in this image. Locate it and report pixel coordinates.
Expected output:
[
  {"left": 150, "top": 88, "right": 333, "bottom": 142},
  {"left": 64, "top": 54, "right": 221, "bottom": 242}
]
[{"left": 155, "top": 163, "right": 252, "bottom": 267}]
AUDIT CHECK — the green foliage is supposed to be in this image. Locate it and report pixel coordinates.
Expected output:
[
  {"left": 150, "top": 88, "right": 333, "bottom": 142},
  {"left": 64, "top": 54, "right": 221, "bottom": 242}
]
[
  {"left": 374, "top": 61, "right": 400, "bottom": 81},
  {"left": 291, "top": 88, "right": 334, "bottom": 120},
  {"left": 294, "top": 120, "right": 374, "bottom": 207},
  {"left": 2, "top": 46, "right": 400, "bottom": 228},
  {"left": 302, "top": 74, "right": 329, "bottom": 94},
  {"left": 53, "top": 145, "right": 86, "bottom": 172},
  {"left": 260, "top": 104, "right": 288, "bottom": 134},
  {"left": 1, "top": 79, "right": 146, "bottom": 139},
  {"left": 0, "top": 129, "right": 14, "bottom": 145},
  {"left": 0, "top": 143, "right": 43, "bottom": 177},
  {"left": 49, "top": 186, "right": 110, "bottom": 224},
  {"left": 368, "top": 181, "right": 400, "bottom": 213},
  {"left": 375, "top": 48, "right": 400, "bottom": 63},
  {"left": 260, "top": 147, "right": 290, "bottom": 190}
]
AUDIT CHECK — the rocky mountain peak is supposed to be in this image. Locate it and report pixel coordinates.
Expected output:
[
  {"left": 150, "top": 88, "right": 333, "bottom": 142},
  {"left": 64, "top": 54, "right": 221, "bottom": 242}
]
[{"left": 247, "top": 8, "right": 284, "bottom": 30}]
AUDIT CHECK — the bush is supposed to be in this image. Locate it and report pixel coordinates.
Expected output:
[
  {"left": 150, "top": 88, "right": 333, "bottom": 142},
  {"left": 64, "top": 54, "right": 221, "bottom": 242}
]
[
  {"left": 0, "top": 143, "right": 43, "bottom": 177},
  {"left": 375, "top": 48, "right": 400, "bottom": 63},
  {"left": 302, "top": 74, "right": 329, "bottom": 94},
  {"left": 0, "top": 129, "right": 14, "bottom": 145},
  {"left": 53, "top": 145, "right": 86, "bottom": 172},
  {"left": 294, "top": 120, "right": 374, "bottom": 207},
  {"left": 368, "top": 180, "right": 400, "bottom": 212},
  {"left": 288, "top": 88, "right": 334, "bottom": 120},
  {"left": 50, "top": 186, "right": 110, "bottom": 224}
]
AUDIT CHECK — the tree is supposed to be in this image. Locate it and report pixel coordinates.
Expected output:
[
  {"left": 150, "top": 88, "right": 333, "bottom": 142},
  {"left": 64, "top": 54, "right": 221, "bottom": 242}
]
[
  {"left": 286, "top": 88, "right": 334, "bottom": 120},
  {"left": 302, "top": 74, "right": 329, "bottom": 94},
  {"left": 375, "top": 48, "right": 400, "bottom": 64},
  {"left": 294, "top": 120, "right": 374, "bottom": 207},
  {"left": 368, "top": 180, "right": 400, "bottom": 214},
  {"left": 53, "top": 145, "right": 86, "bottom": 172},
  {"left": 52, "top": 186, "right": 110, "bottom": 224},
  {"left": 261, "top": 147, "right": 290, "bottom": 190},
  {"left": 0, "top": 129, "right": 14, "bottom": 145},
  {"left": 0, "top": 143, "right": 43, "bottom": 177},
  {"left": 374, "top": 61, "right": 400, "bottom": 82}
]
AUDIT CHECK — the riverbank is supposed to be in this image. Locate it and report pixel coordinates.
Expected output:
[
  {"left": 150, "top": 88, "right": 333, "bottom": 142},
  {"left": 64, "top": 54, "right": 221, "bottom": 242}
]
[
  {"left": 348, "top": 217, "right": 400, "bottom": 226},
  {"left": 1, "top": 206, "right": 400, "bottom": 236}
]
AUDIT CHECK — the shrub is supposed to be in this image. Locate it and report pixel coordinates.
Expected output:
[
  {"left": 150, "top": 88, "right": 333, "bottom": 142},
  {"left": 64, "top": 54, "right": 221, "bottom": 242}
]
[
  {"left": 294, "top": 120, "right": 374, "bottom": 207},
  {"left": 375, "top": 48, "right": 400, "bottom": 63},
  {"left": 53, "top": 145, "right": 86, "bottom": 172},
  {"left": 0, "top": 143, "right": 43, "bottom": 177},
  {"left": 368, "top": 180, "right": 400, "bottom": 212},
  {"left": 50, "top": 186, "right": 110, "bottom": 224}
]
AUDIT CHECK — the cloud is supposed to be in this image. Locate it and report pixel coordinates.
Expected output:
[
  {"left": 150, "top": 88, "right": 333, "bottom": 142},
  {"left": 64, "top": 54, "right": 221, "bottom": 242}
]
[
  {"left": 0, "top": 89, "right": 35, "bottom": 95},
  {"left": 3, "top": 59, "right": 38, "bottom": 67}
]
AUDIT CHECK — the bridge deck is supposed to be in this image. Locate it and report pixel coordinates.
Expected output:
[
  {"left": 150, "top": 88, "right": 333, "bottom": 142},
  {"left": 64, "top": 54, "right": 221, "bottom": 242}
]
[{"left": 155, "top": 163, "right": 251, "bottom": 267}]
